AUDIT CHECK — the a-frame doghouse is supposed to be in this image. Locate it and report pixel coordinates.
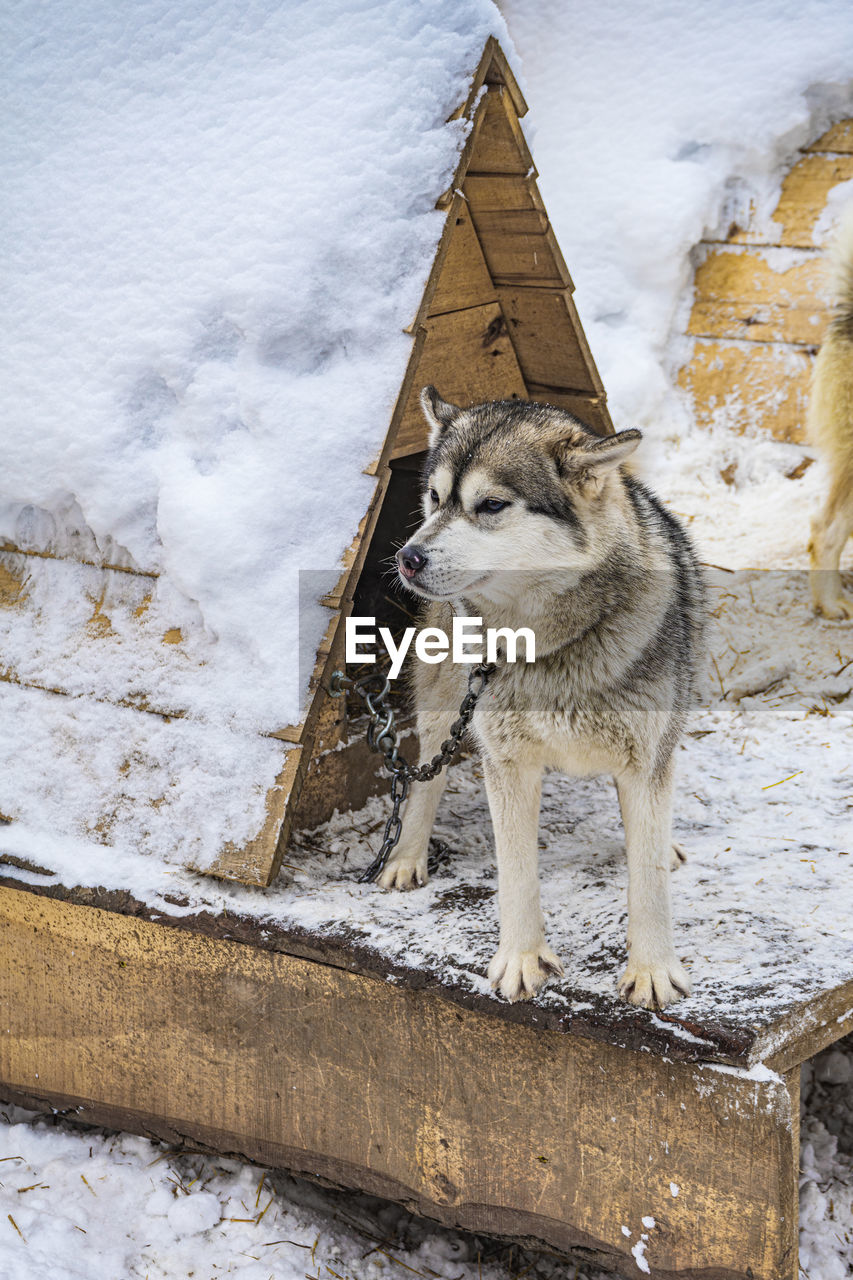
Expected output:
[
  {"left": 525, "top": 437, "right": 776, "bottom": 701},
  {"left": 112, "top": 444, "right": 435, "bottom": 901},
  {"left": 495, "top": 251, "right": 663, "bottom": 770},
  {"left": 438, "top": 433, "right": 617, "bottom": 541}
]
[
  {"left": 6, "top": 39, "right": 852, "bottom": 1280},
  {"left": 259, "top": 39, "right": 614, "bottom": 886}
]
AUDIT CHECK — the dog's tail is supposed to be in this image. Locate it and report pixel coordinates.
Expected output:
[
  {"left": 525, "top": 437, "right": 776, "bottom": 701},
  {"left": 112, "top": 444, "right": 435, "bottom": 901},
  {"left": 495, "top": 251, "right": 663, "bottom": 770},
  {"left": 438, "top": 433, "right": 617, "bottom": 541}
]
[{"left": 807, "top": 202, "right": 853, "bottom": 459}]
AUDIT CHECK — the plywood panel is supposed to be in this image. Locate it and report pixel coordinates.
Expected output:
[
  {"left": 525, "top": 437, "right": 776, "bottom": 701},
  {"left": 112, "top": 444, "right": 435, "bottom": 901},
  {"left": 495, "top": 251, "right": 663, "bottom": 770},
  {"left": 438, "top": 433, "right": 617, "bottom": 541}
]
[
  {"left": 464, "top": 173, "right": 541, "bottom": 215},
  {"left": 729, "top": 152, "right": 853, "bottom": 248},
  {"left": 807, "top": 119, "right": 853, "bottom": 153},
  {"left": 471, "top": 217, "right": 570, "bottom": 289},
  {"left": 498, "top": 287, "right": 603, "bottom": 393},
  {"left": 427, "top": 206, "right": 497, "bottom": 317},
  {"left": 0, "top": 886, "right": 800, "bottom": 1280},
  {"left": 678, "top": 338, "right": 813, "bottom": 442},
  {"left": 467, "top": 85, "right": 532, "bottom": 175},
  {"left": 392, "top": 302, "right": 528, "bottom": 458},
  {"left": 688, "top": 247, "right": 831, "bottom": 345}
]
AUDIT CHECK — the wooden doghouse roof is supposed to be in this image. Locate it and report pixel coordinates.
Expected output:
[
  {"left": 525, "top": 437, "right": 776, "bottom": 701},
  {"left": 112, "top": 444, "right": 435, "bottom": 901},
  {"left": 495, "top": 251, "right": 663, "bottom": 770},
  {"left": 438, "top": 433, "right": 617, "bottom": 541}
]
[{"left": 0, "top": 38, "right": 611, "bottom": 889}]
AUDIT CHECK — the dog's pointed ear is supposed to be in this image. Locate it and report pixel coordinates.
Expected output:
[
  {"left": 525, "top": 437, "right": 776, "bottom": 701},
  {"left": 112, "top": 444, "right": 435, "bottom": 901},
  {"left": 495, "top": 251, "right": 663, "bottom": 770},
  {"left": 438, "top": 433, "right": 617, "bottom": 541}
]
[
  {"left": 420, "top": 385, "right": 461, "bottom": 448},
  {"left": 552, "top": 428, "right": 642, "bottom": 490}
]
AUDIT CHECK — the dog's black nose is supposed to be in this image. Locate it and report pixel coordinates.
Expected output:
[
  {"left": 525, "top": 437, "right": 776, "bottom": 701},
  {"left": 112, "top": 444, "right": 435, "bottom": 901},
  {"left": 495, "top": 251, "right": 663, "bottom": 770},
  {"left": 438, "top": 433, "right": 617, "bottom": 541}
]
[{"left": 397, "top": 544, "right": 428, "bottom": 579}]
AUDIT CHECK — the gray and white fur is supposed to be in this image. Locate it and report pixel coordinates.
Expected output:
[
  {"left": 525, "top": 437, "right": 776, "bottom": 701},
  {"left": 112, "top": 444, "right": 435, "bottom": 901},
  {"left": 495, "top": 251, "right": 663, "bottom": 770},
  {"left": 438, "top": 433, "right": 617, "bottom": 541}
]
[{"left": 384, "top": 387, "right": 705, "bottom": 1009}]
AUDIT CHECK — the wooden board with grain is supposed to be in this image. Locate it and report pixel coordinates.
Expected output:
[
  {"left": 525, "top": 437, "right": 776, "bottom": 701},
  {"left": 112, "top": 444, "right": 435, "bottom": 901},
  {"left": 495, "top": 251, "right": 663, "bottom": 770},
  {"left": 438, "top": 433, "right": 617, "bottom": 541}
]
[
  {"left": 679, "top": 118, "right": 853, "bottom": 440},
  {"left": 729, "top": 152, "right": 853, "bottom": 249},
  {"left": 426, "top": 204, "right": 498, "bottom": 318},
  {"left": 0, "top": 883, "right": 800, "bottom": 1280},
  {"left": 391, "top": 301, "right": 528, "bottom": 458},
  {"left": 497, "top": 287, "right": 605, "bottom": 395},
  {"left": 687, "top": 247, "right": 831, "bottom": 346},
  {"left": 678, "top": 337, "right": 813, "bottom": 442}
]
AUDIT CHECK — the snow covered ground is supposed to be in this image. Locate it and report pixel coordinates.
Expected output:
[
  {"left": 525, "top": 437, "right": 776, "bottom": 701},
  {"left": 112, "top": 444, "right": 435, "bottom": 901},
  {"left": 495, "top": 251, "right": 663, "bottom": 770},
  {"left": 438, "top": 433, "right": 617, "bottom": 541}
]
[{"left": 0, "top": 1034, "right": 851, "bottom": 1279}]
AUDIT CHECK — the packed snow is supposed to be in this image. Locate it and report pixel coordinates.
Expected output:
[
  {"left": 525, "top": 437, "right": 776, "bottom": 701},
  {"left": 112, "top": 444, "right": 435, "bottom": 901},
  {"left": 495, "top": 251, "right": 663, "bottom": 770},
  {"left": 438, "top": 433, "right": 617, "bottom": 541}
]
[
  {"left": 0, "top": 0, "right": 510, "bottom": 867},
  {"left": 4, "top": 0, "right": 853, "bottom": 1275},
  {"left": 2, "top": 0, "right": 514, "bottom": 730}
]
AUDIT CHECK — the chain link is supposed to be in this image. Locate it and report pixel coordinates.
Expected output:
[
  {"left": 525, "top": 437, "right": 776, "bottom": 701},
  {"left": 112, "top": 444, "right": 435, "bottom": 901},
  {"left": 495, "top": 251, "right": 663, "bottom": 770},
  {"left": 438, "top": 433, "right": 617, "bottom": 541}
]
[{"left": 328, "top": 661, "right": 496, "bottom": 882}]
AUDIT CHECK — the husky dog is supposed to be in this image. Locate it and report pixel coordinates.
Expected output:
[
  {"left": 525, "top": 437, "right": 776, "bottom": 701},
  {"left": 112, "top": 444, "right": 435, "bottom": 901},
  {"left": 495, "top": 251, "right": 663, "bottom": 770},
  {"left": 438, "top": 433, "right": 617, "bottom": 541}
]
[
  {"left": 808, "top": 206, "right": 853, "bottom": 620},
  {"left": 382, "top": 387, "right": 705, "bottom": 1009}
]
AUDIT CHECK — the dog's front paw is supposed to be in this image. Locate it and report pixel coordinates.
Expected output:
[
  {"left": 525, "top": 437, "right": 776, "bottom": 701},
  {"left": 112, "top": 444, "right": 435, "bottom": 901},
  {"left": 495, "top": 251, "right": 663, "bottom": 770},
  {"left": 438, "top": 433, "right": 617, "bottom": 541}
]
[
  {"left": 377, "top": 851, "right": 428, "bottom": 890},
  {"left": 618, "top": 954, "right": 691, "bottom": 1010},
  {"left": 488, "top": 941, "right": 563, "bottom": 1002}
]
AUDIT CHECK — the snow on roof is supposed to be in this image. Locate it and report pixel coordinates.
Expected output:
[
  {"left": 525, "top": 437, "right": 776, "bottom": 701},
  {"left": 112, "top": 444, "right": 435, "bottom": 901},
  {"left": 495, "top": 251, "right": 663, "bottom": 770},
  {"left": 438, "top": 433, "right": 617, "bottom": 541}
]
[{"left": 0, "top": 0, "right": 510, "bottom": 867}]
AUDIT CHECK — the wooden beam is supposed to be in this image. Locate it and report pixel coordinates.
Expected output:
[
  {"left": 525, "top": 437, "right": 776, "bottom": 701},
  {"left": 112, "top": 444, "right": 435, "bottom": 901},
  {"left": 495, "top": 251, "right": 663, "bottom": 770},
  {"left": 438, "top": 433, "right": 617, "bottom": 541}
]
[{"left": 0, "top": 885, "right": 799, "bottom": 1280}]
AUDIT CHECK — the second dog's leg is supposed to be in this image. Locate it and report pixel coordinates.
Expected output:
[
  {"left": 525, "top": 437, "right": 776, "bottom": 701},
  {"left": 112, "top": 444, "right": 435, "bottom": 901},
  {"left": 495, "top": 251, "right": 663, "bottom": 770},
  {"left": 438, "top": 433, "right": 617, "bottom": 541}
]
[
  {"left": 616, "top": 764, "right": 691, "bottom": 1009},
  {"left": 809, "top": 475, "right": 853, "bottom": 620},
  {"left": 483, "top": 757, "right": 563, "bottom": 1001}
]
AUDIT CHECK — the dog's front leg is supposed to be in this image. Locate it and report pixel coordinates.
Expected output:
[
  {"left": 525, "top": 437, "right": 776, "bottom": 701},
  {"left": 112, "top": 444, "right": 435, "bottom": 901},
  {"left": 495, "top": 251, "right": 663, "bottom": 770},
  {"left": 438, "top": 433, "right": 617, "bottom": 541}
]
[
  {"left": 483, "top": 756, "right": 563, "bottom": 1001},
  {"left": 616, "top": 764, "right": 691, "bottom": 1009}
]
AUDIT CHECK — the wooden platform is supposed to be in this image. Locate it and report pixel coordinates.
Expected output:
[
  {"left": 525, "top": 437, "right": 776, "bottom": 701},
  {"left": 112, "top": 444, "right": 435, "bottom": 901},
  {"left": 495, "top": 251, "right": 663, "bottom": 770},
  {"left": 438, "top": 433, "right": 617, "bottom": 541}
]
[
  {"left": 0, "top": 873, "right": 807, "bottom": 1280},
  {"left": 3, "top": 816, "right": 851, "bottom": 1280}
]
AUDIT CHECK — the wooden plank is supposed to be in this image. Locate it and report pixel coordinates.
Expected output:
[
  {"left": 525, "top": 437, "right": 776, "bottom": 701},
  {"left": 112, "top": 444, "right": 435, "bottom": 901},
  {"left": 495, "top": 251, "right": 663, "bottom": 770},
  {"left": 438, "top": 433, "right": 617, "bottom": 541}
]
[
  {"left": 0, "top": 541, "right": 159, "bottom": 578},
  {"left": 677, "top": 337, "right": 813, "bottom": 442},
  {"left": 471, "top": 215, "right": 570, "bottom": 289},
  {"left": 687, "top": 247, "right": 831, "bottom": 345},
  {"left": 203, "top": 744, "right": 303, "bottom": 885},
  {"left": 464, "top": 173, "right": 542, "bottom": 214},
  {"left": 0, "top": 884, "right": 800, "bottom": 1280},
  {"left": 754, "top": 977, "right": 853, "bottom": 1074},
  {"left": 427, "top": 204, "right": 497, "bottom": 318},
  {"left": 467, "top": 86, "right": 533, "bottom": 176},
  {"left": 293, "top": 725, "right": 417, "bottom": 832},
  {"left": 807, "top": 118, "right": 853, "bottom": 153},
  {"left": 498, "top": 287, "right": 603, "bottom": 394},
  {"left": 391, "top": 302, "right": 528, "bottom": 458},
  {"left": 728, "top": 152, "right": 853, "bottom": 248},
  {"left": 449, "top": 35, "right": 528, "bottom": 125},
  {"left": 524, "top": 387, "right": 613, "bottom": 437}
]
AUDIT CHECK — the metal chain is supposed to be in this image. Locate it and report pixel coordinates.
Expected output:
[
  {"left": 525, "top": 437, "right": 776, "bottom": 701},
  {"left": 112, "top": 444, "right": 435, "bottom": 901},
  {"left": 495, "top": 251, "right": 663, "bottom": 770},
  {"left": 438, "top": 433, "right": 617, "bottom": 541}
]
[{"left": 328, "top": 661, "right": 496, "bottom": 882}]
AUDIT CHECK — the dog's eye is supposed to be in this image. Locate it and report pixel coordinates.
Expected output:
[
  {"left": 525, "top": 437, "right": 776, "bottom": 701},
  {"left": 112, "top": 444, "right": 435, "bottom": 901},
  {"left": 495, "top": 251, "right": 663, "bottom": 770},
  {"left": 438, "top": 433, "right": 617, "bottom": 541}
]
[
  {"left": 429, "top": 488, "right": 439, "bottom": 505},
  {"left": 476, "top": 497, "right": 510, "bottom": 515}
]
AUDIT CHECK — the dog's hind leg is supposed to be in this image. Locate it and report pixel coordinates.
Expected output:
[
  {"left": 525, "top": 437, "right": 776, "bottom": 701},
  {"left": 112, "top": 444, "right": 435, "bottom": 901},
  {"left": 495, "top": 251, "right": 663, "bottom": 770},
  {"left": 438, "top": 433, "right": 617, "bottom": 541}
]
[
  {"left": 616, "top": 763, "right": 691, "bottom": 1009},
  {"left": 377, "top": 660, "right": 463, "bottom": 891},
  {"left": 482, "top": 755, "right": 563, "bottom": 1001},
  {"left": 809, "top": 472, "right": 853, "bottom": 620}
]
